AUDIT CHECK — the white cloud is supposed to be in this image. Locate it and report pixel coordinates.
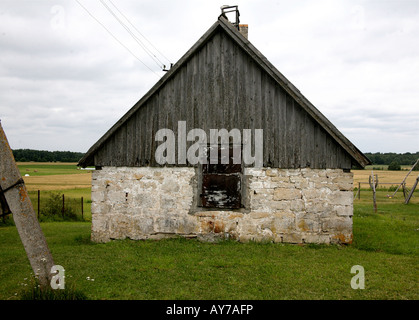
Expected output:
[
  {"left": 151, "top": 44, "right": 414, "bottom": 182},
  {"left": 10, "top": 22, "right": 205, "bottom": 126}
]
[{"left": 0, "top": 0, "right": 418, "bottom": 154}]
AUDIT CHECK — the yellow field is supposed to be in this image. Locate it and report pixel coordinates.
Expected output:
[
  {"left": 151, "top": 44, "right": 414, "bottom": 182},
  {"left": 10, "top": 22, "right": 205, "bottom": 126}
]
[
  {"left": 16, "top": 162, "right": 79, "bottom": 166},
  {"left": 15, "top": 161, "right": 419, "bottom": 192},
  {"left": 353, "top": 169, "right": 419, "bottom": 188},
  {"left": 22, "top": 173, "right": 92, "bottom": 191},
  {"left": 21, "top": 169, "right": 418, "bottom": 192}
]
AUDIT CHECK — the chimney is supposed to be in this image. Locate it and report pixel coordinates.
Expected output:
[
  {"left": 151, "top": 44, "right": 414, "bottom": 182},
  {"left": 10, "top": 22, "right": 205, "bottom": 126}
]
[
  {"left": 220, "top": 5, "right": 248, "bottom": 39},
  {"left": 239, "top": 24, "right": 248, "bottom": 39}
]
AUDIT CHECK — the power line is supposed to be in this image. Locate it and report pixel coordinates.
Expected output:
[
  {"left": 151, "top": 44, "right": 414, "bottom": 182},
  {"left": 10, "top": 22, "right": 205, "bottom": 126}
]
[
  {"left": 106, "top": 0, "right": 169, "bottom": 66},
  {"left": 99, "top": 0, "right": 164, "bottom": 69},
  {"left": 74, "top": 0, "right": 160, "bottom": 77},
  {"left": 107, "top": 0, "right": 172, "bottom": 66}
]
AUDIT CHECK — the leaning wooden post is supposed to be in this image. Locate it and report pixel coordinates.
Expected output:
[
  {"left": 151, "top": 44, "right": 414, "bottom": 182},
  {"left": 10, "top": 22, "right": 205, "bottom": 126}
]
[
  {"left": 0, "top": 121, "right": 54, "bottom": 288},
  {"left": 391, "top": 158, "right": 419, "bottom": 198},
  {"left": 405, "top": 175, "right": 419, "bottom": 205},
  {"left": 402, "top": 183, "right": 407, "bottom": 200},
  {"left": 371, "top": 171, "right": 377, "bottom": 213}
]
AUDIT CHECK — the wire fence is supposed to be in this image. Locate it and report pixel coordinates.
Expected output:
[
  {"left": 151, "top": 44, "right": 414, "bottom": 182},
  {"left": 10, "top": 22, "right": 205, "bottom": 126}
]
[{"left": 29, "top": 190, "right": 89, "bottom": 222}]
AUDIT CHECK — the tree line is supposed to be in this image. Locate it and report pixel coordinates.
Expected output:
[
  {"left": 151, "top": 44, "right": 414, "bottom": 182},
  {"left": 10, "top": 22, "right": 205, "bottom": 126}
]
[
  {"left": 364, "top": 152, "right": 419, "bottom": 170},
  {"left": 12, "top": 149, "right": 85, "bottom": 163},
  {"left": 11, "top": 149, "right": 419, "bottom": 168}
]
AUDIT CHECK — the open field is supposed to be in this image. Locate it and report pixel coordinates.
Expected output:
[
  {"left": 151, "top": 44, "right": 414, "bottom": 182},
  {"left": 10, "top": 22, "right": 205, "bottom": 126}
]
[
  {"left": 17, "top": 162, "right": 81, "bottom": 176},
  {"left": 13, "top": 163, "right": 93, "bottom": 222},
  {"left": 353, "top": 169, "right": 418, "bottom": 189},
  {"left": 364, "top": 164, "right": 415, "bottom": 170},
  {"left": 0, "top": 163, "right": 417, "bottom": 300},
  {"left": 19, "top": 162, "right": 93, "bottom": 191},
  {"left": 23, "top": 174, "right": 92, "bottom": 191},
  {"left": 17, "top": 162, "right": 419, "bottom": 191}
]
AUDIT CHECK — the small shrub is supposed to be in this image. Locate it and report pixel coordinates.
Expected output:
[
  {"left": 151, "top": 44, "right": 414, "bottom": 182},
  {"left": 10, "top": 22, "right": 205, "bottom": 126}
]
[
  {"left": 388, "top": 185, "right": 398, "bottom": 192},
  {"left": 0, "top": 214, "right": 15, "bottom": 226},
  {"left": 388, "top": 161, "right": 401, "bottom": 171},
  {"left": 40, "top": 192, "right": 78, "bottom": 222}
]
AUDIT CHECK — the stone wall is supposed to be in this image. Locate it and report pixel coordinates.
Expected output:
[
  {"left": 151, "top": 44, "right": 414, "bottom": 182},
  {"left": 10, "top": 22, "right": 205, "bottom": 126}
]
[{"left": 91, "top": 167, "right": 353, "bottom": 244}]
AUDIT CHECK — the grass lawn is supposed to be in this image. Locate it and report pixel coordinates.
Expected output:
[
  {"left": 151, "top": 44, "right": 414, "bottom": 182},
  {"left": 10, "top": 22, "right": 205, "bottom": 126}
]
[
  {"left": 21, "top": 163, "right": 92, "bottom": 192},
  {"left": 0, "top": 164, "right": 417, "bottom": 300},
  {"left": 0, "top": 197, "right": 417, "bottom": 300},
  {"left": 17, "top": 162, "right": 86, "bottom": 176}
]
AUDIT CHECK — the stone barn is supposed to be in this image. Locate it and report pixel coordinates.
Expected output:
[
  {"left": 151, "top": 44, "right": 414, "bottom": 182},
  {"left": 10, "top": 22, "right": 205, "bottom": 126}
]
[{"left": 78, "top": 16, "right": 370, "bottom": 244}]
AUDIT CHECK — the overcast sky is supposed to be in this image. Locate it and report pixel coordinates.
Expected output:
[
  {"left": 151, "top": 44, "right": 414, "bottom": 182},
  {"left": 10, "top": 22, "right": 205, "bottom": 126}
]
[{"left": 1, "top": 0, "right": 418, "bottom": 154}]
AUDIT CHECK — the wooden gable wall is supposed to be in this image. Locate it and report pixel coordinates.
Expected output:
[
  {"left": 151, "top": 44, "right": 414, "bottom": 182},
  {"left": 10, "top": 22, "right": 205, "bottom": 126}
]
[{"left": 92, "top": 28, "right": 352, "bottom": 169}]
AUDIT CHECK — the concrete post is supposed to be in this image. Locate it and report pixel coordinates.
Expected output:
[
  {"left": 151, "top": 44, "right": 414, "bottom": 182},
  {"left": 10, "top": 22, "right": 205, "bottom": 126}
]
[{"left": 0, "top": 121, "right": 54, "bottom": 288}]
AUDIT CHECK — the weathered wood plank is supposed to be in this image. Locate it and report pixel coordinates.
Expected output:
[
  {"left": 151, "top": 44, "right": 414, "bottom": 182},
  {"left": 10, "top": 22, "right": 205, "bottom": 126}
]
[
  {"left": 285, "top": 94, "right": 294, "bottom": 168},
  {"left": 79, "top": 19, "right": 369, "bottom": 169},
  {"left": 143, "top": 102, "right": 151, "bottom": 166},
  {"left": 134, "top": 109, "right": 141, "bottom": 166},
  {"left": 277, "top": 87, "right": 287, "bottom": 168},
  {"left": 304, "top": 113, "right": 315, "bottom": 168},
  {"left": 151, "top": 93, "right": 159, "bottom": 166},
  {"left": 85, "top": 26, "right": 364, "bottom": 170}
]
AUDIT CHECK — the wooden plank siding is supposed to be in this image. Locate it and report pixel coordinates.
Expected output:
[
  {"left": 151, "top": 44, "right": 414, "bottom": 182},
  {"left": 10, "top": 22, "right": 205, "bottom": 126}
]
[
  {"left": 79, "top": 16, "right": 368, "bottom": 169},
  {"left": 91, "top": 28, "right": 353, "bottom": 169}
]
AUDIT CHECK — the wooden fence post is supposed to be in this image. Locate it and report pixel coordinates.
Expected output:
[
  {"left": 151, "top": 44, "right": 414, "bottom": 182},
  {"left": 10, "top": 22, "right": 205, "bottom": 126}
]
[
  {"left": 402, "top": 183, "right": 407, "bottom": 200},
  {"left": 405, "top": 175, "right": 419, "bottom": 205},
  {"left": 358, "top": 182, "right": 361, "bottom": 199},
  {"left": 371, "top": 171, "right": 377, "bottom": 213},
  {"left": 62, "top": 194, "right": 65, "bottom": 218},
  {"left": 0, "top": 121, "right": 54, "bottom": 288},
  {"left": 37, "top": 189, "right": 40, "bottom": 220},
  {"left": 81, "top": 196, "right": 84, "bottom": 220}
]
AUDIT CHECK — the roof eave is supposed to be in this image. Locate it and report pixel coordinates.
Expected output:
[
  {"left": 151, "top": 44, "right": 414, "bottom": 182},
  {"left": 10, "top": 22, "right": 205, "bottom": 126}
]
[
  {"left": 78, "top": 20, "right": 224, "bottom": 168},
  {"left": 216, "top": 16, "right": 370, "bottom": 168}
]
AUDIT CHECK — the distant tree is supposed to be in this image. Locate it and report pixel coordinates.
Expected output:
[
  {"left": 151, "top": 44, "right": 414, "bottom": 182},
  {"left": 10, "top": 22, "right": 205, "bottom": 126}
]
[
  {"left": 388, "top": 161, "right": 401, "bottom": 171},
  {"left": 12, "top": 149, "right": 85, "bottom": 163},
  {"left": 364, "top": 152, "right": 419, "bottom": 166}
]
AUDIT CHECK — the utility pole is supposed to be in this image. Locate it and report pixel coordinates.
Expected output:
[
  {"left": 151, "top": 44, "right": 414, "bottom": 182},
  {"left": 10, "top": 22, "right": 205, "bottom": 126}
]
[{"left": 0, "top": 121, "right": 54, "bottom": 288}]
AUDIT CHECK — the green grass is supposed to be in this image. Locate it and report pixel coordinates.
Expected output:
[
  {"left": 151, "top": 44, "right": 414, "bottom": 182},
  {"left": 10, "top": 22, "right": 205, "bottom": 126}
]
[
  {"left": 354, "top": 204, "right": 418, "bottom": 255},
  {"left": 1, "top": 196, "right": 418, "bottom": 300},
  {"left": 18, "top": 163, "right": 84, "bottom": 176},
  {"left": 25, "top": 188, "right": 92, "bottom": 222},
  {"left": 4, "top": 163, "right": 415, "bottom": 300},
  {"left": 352, "top": 190, "right": 419, "bottom": 256}
]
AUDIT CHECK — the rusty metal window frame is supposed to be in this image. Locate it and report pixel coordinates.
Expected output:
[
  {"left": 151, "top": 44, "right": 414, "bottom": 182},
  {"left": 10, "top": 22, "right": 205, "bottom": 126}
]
[
  {"left": 0, "top": 179, "right": 21, "bottom": 218},
  {"left": 198, "top": 143, "right": 244, "bottom": 209}
]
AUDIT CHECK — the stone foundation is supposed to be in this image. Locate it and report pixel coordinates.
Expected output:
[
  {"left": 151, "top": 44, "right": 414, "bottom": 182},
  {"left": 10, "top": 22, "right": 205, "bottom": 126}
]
[{"left": 91, "top": 167, "right": 353, "bottom": 244}]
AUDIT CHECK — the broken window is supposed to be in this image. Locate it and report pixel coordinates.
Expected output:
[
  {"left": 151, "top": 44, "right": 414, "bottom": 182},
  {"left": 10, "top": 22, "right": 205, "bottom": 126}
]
[{"left": 200, "top": 145, "right": 242, "bottom": 209}]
